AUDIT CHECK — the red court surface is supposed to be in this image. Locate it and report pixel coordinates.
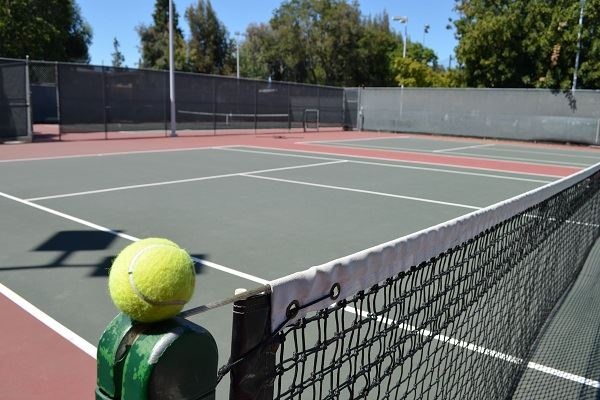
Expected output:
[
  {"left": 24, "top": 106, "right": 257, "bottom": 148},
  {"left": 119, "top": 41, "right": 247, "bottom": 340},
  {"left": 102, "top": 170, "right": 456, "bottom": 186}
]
[
  {"left": 1, "top": 129, "right": 589, "bottom": 177},
  {"left": 0, "top": 292, "right": 95, "bottom": 399}
]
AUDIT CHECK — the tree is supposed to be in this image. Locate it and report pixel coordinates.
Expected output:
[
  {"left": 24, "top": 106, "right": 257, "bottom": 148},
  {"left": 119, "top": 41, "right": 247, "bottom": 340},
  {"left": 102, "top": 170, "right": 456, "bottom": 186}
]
[
  {"left": 0, "top": 0, "right": 92, "bottom": 62},
  {"left": 239, "top": 24, "right": 279, "bottom": 79},
  {"left": 186, "top": 0, "right": 234, "bottom": 74},
  {"left": 355, "top": 12, "right": 401, "bottom": 86},
  {"left": 390, "top": 39, "right": 464, "bottom": 88},
  {"left": 239, "top": 1, "right": 407, "bottom": 86},
  {"left": 454, "top": 0, "right": 600, "bottom": 89},
  {"left": 406, "top": 42, "right": 438, "bottom": 68},
  {"left": 137, "top": 0, "right": 187, "bottom": 70},
  {"left": 111, "top": 38, "right": 125, "bottom": 67},
  {"left": 265, "top": 0, "right": 364, "bottom": 85}
]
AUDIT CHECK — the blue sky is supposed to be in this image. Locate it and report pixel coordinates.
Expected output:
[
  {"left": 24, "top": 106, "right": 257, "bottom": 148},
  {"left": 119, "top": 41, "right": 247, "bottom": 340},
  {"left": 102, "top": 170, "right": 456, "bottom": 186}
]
[{"left": 79, "top": 0, "right": 459, "bottom": 68}]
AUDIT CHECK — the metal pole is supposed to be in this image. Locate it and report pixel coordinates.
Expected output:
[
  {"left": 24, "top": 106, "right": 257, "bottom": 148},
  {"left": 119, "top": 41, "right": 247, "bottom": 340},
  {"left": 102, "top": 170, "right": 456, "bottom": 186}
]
[
  {"left": 25, "top": 55, "right": 32, "bottom": 142},
  {"left": 235, "top": 33, "right": 240, "bottom": 79},
  {"left": 572, "top": 0, "right": 585, "bottom": 92},
  {"left": 55, "top": 62, "right": 62, "bottom": 140},
  {"left": 401, "top": 19, "right": 407, "bottom": 121},
  {"left": 392, "top": 16, "right": 408, "bottom": 58},
  {"left": 393, "top": 16, "right": 408, "bottom": 125},
  {"left": 236, "top": 45, "right": 240, "bottom": 79},
  {"left": 403, "top": 23, "right": 407, "bottom": 58},
  {"left": 168, "top": 0, "right": 177, "bottom": 136}
]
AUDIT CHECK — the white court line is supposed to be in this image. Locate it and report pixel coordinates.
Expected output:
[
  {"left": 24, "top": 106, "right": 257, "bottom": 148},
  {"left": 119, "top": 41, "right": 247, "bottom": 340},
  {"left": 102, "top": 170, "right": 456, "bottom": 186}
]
[
  {"left": 0, "top": 189, "right": 268, "bottom": 359},
  {"left": 303, "top": 136, "right": 409, "bottom": 144},
  {"left": 433, "top": 143, "right": 497, "bottom": 153},
  {"left": 220, "top": 147, "right": 552, "bottom": 184},
  {"left": 443, "top": 150, "right": 591, "bottom": 167},
  {"left": 1, "top": 191, "right": 267, "bottom": 285},
  {"left": 231, "top": 145, "right": 565, "bottom": 178},
  {"left": 242, "top": 174, "right": 481, "bottom": 210},
  {"left": 1, "top": 190, "right": 595, "bottom": 388},
  {"left": 0, "top": 282, "right": 97, "bottom": 358},
  {"left": 26, "top": 160, "right": 347, "bottom": 201},
  {"left": 305, "top": 137, "right": 600, "bottom": 160},
  {"left": 0, "top": 145, "right": 238, "bottom": 163},
  {"left": 345, "top": 307, "right": 600, "bottom": 389},
  {"left": 469, "top": 146, "right": 600, "bottom": 160},
  {"left": 327, "top": 142, "right": 590, "bottom": 168}
]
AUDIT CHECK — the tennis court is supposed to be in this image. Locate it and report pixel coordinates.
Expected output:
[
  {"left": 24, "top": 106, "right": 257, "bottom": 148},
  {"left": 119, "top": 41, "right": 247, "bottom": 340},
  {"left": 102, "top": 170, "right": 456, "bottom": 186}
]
[{"left": 1, "top": 131, "right": 600, "bottom": 398}]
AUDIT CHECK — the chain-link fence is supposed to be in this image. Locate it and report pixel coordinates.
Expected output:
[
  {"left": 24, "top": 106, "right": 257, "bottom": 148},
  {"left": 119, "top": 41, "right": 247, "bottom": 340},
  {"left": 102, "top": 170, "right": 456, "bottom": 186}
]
[
  {"left": 0, "top": 58, "right": 30, "bottom": 141},
  {"left": 55, "top": 63, "right": 345, "bottom": 139},
  {"left": 30, "top": 61, "right": 59, "bottom": 123},
  {"left": 12, "top": 56, "right": 600, "bottom": 145},
  {"left": 357, "top": 87, "right": 600, "bottom": 145},
  {"left": 343, "top": 88, "right": 359, "bottom": 130}
]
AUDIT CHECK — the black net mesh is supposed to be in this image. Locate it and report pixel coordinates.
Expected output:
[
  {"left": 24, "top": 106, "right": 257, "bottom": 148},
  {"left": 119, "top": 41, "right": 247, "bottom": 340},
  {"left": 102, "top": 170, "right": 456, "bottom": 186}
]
[
  {"left": 58, "top": 64, "right": 105, "bottom": 133},
  {"left": 176, "top": 72, "right": 216, "bottom": 132},
  {"left": 0, "top": 59, "right": 28, "bottom": 138},
  {"left": 318, "top": 86, "right": 344, "bottom": 128},
  {"left": 344, "top": 88, "right": 359, "bottom": 130},
  {"left": 30, "top": 62, "right": 57, "bottom": 85},
  {"left": 30, "top": 61, "right": 58, "bottom": 123},
  {"left": 104, "top": 67, "right": 168, "bottom": 133},
  {"left": 224, "top": 170, "right": 600, "bottom": 400}
]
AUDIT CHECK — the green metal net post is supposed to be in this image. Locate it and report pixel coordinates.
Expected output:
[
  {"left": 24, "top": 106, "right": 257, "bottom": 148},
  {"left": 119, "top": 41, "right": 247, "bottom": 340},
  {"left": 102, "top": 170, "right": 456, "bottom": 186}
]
[{"left": 96, "top": 313, "right": 218, "bottom": 400}]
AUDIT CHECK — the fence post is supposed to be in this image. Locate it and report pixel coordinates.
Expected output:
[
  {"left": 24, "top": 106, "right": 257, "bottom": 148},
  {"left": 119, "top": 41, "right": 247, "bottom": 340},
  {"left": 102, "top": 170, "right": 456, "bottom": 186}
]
[
  {"left": 357, "top": 88, "right": 363, "bottom": 131},
  {"left": 54, "top": 62, "right": 61, "bottom": 128},
  {"left": 254, "top": 81, "right": 258, "bottom": 133},
  {"left": 288, "top": 84, "right": 291, "bottom": 132},
  {"left": 101, "top": 66, "right": 108, "bottom": 139},
  {"left": 24, "top": 56, "right": 32, "bottom": 142},
  {"left": 212, "top": 78, "right": 217, "bottom": 134}
]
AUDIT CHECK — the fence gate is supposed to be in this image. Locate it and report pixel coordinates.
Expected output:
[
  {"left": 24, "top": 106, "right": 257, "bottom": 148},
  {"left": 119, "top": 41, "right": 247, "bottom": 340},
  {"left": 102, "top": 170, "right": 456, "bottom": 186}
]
[
  {"left": 0, "top": 58, "right": 31, "bottom": 142},
  {"left": 30, "top": 62, "right": 59, "bottom": 124}
]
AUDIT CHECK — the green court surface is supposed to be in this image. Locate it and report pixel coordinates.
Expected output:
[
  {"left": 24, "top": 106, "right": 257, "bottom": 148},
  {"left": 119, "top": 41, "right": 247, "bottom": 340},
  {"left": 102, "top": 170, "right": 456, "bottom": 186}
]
[{"left": 1, "top": 139, "right": 599, "bottom": 398}]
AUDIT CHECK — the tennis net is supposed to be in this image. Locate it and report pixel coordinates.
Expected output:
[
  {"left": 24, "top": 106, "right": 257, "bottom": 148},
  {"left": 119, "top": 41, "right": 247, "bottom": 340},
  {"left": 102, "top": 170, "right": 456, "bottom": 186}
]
[
  {"left": 191, "top": 163, "right": 600, "bottom": 399},
  {"left": 177, "top": 110, "right": 291, "bottom": 131}
]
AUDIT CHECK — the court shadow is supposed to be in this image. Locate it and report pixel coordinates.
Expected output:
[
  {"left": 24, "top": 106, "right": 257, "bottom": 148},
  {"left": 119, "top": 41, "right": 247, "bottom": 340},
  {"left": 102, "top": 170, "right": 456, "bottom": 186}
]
[{"left": 0, "top": 231, "right": 209, "bottom": 277}]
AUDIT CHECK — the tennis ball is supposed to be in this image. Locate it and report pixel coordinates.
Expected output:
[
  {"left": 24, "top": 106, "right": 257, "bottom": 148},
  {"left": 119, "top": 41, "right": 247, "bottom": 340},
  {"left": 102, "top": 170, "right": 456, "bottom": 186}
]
[{"left": 108, "top": 238, "right": 195, "bottom": 323}]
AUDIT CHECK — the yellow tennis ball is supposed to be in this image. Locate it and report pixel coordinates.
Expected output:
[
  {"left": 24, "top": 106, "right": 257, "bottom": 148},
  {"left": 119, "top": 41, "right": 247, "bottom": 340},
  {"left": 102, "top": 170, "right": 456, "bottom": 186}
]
[{"left": 108, "top": 238, "right": 195, "bottom": 323}]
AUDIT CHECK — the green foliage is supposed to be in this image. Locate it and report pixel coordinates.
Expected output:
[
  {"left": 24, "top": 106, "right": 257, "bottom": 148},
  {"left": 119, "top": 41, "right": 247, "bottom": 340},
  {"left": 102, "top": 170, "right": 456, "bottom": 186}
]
[
  {"left": 239, "top": 23, "right": 278, "bottom": 80},
  {"left": 186, "top": 0, "right": 235, "bottom": 75},
  {"left": 137, "top": 0, "right": 188, "bottom": 70},
  {"left": 406, "top": 42, "right": 438, "bottom": 68},
  {"left": 390, "top": 38, "right": 463, "bottom": 88},
  {"left": 0, "top": 0, "right": 92, "bottom": 62},
  {"left": 240, "top": 0, "right": 401, "bottom": 86},
  {"left": 355, "top": 12, "right": 400, "bottom": 86},
  {"left": 454, "top": 0, "right": 600, "bottom": 89},
  {"left": 392, "top": 55, "right": 457, "bottom": 87},
  {"left": 111, "top": 38, "right": 125, "bottom": 67}
]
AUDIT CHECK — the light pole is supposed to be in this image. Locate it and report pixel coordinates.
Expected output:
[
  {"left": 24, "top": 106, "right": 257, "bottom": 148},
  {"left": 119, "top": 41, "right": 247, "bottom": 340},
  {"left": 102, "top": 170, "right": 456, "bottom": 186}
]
[
  {"left": 573, "top": 0, "right": 586, "bottom": 92},
  {"left": 423, "top": 24, "right": 430, "bottom": 46},
  {"left": 393, "top": 16, "right": 409, "bottom": 58},
  {"left": 393, "top": 16, "right": 408, "bottom": 120},
  {"left": 235, "top": 31, "right": 244, "bottom": 79},
  {"left": 168, "top": 0, "right": 176, "bottom": 136}
]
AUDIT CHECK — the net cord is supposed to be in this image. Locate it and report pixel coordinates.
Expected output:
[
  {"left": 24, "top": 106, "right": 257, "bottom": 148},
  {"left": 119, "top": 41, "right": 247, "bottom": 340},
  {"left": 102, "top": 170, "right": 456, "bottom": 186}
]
[{"left": 268, "top": 162, "right": 600, "bottom": 332}]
